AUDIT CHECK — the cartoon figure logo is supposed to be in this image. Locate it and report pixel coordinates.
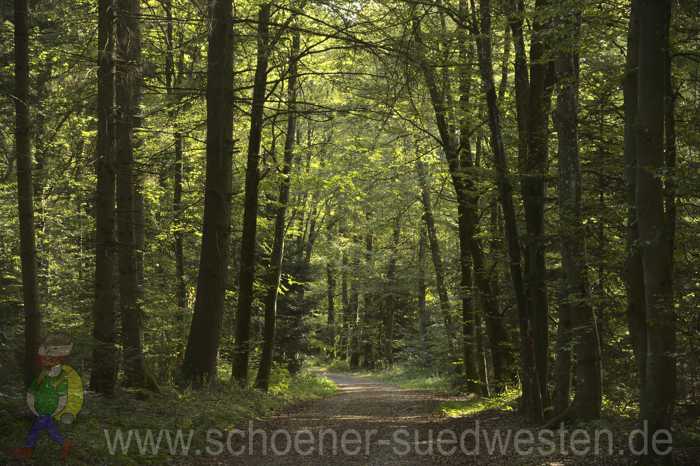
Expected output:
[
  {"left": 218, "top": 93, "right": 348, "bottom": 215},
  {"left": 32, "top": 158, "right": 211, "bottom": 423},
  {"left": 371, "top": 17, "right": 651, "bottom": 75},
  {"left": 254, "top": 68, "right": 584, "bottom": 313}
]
[{"left": 13, "top": 333, "right": 83, "bottom": 461}]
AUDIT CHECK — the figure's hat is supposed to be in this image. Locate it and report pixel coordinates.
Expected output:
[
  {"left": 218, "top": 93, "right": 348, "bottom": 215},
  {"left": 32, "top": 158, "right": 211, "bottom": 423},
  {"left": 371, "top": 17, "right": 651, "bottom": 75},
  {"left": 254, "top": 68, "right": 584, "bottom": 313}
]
[{"left": 38, "top": 333, "right": 73, "bottom": 358}]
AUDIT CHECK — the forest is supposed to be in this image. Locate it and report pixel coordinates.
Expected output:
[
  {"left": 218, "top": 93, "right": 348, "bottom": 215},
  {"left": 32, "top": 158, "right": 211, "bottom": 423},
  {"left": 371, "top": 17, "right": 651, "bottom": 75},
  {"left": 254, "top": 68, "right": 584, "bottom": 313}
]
[{"left": 0, "top": 0, "right": 699, "bottom": 464}]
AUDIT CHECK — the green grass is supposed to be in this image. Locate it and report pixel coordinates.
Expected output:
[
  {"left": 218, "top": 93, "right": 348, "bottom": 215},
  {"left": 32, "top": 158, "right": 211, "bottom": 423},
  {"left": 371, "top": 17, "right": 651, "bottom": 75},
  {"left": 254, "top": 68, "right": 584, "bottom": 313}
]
[
  {"left": 437, "top": 389, "right": 520, "bottom": 418},
  {"left": 337, "top": 364, "right": 456, "bottom": 394},
  {"left": 0, "top": 368, "right": 336, "bottom": 465}
]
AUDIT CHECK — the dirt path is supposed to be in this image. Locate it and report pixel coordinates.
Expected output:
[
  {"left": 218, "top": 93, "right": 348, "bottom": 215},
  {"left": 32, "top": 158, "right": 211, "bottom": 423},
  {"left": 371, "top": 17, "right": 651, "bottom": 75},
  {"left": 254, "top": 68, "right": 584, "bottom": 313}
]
[
  {"left": 215, "top": 372, "right": 459, "bottom": 465},
  {"left": 195, "top": 373, "right": 696, "bottom": 465}
]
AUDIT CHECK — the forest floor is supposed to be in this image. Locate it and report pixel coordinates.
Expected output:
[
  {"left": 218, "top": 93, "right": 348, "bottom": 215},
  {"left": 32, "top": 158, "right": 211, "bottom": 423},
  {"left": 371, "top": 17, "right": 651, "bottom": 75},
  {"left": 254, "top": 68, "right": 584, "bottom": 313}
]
[
  {"left": 2, "top": 370, "right": 698, "bottom": 465},
  {"left": 191, "top": 372, "right": 699, "bottom": 466}
]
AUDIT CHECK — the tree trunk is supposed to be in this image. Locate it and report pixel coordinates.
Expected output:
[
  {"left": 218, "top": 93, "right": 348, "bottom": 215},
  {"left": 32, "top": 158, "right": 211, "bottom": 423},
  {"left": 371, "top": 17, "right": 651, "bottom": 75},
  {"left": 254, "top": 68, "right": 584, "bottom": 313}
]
[
  {"left": 349, "top": 247, "right": 361, "bottom": 370},
  {"left": 361, "top": 225, "right": 375, "bottom": 370},
  {"left": 553, "top": 6, "right": 602, "bottom": 419},
  {"left": 383, "top": 216, "right": 401, "bottom": 367},
  {"left": 255, "top": 30, "right": 299, "bottom": 392},
  {"left": 232, "top": 4, "right": 271, "bottom": 385},
  {"left": 14, "top": 0, "right": 42, "bottom": 387},
  {"left": 636, "top": 0, "right": 676, "bottom": 461},
  {"left": 91, "top": 0, "right": 118, "bottom": 394},
  {"left": 553, "top": 285, "right": 572, "bottom": 415},
  {"left": 415, "top": 160, "right": 457, "bottom": 356},
  {"left": 506, "top": 0, "right": 553, "bottom": 410},
  {"left": 470, "top": 0, "right": 543, "bottom": 422},
  {"left": 164, "top": 0, "right": 187, "bottom": 319},
  {"left": 115, "top": 0, "right": 146, "bottom": 388},
  {"left": 182, "top": 0, "right": 234, "bottom": 384},
  {"left": 174, "top": 132, "right": 186, "bottom": 316},
  {"left": 327, "top": 259, "right": 336, "bottom": 356},
  {"left": 417, "top": 226, "right": 431, "bottom": 364},
  {"left": 623, "top": 0, "right": 647, "bottom": 393},
  {"left": 341, "top": 248, "right": 350, "bottom": 359}
]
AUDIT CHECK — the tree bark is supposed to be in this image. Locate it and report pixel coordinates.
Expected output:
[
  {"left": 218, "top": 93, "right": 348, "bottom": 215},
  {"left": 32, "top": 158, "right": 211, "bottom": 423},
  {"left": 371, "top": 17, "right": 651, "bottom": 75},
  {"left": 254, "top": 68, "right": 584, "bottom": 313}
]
[
  {"left": 91, "top": 0, "right": 118, "bottom": 394},
  {"left": 255, "top": 30, "right": 299, "bottom": 392},
  {"left": 232, "top": 4, "right": 271, "bottom": 385},
  {"left": 553, "top": 6, "right": 602, "bottom": 419},
  {"left": 349, "top": 247, "right": 361, "bottom": 369},
  {"left": 341, "top": 247, "right": 350, "bottom": 359},
  {"left": 14, "top": 0, "right": 42, "bottom": 387},
  {"left": 115, "top": 0, "right": 146, "bottom": 388},
  {"left": 164, "top": 0, "right": 187, "bottom": 319},
  {"left": 553, "top": 285, "right": 572, "bottom": 415},
  {"left": 623, "top": 0, "right": 647, "bottom": 393},
  {"left": 182, "top": 0, "right": 234, "bottom": 384},
  {"left": 415, "top": 160, "right": 457, "bottom": 356},
  {"left": 327, "top": 259, "right": 336, "bottom": 355},
  {"left": 417, "top": 226, "right": 431, "bottom": 364},
  {"left": 636, "top": 0, "right": 676, "bottom": 460},
  {"left": 383, "top": 216, "right": 401, "bottom": 367},
  {"left": 470, "top": 0, "right": 543, "bottom": 422}
]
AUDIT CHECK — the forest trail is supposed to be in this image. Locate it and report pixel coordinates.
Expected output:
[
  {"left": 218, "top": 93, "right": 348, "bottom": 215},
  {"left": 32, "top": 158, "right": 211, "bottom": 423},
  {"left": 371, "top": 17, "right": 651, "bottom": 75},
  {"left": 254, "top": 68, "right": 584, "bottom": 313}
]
[
  {"left": 204, "top": 372, "right": 465, "bottom": 465},
  {"left": 192, "top": 372, "right": 574, "bottom": 466}
]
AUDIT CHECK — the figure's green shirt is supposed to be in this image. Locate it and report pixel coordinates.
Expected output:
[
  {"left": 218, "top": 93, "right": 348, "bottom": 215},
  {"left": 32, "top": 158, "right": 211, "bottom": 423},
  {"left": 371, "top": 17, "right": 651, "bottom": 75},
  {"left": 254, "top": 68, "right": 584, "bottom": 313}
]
[{"left": 29, "top": 369, "right": 68, "bottom": 415}]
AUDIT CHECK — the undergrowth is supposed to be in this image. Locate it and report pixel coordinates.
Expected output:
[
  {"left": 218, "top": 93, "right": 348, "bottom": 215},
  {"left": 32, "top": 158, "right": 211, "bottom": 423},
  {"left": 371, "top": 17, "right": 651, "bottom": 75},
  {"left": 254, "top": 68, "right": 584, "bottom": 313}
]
[{"left": 0, "top": 367, "right": 336, "bottom": 465}]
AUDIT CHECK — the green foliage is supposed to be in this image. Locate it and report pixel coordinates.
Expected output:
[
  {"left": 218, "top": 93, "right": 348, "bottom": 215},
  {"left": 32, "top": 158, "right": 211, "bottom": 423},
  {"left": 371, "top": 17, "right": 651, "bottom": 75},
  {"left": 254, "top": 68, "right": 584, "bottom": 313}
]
[{"left": 438, "top": 389, "right": 520, "bottom": 418}]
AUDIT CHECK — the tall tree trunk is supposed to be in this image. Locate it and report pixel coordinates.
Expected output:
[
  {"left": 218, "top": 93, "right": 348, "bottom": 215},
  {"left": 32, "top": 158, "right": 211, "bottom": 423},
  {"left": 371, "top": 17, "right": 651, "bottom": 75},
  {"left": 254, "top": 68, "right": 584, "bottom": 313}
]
[
  {"left": 14, "top": 0, "right": 42, "bottom": 387},
  {"left": 182, "top": 0, "right": 234, "bottom": 384},
  {"left": 115, "top": 0, "right": 146, "bottom": 388},
  {"left": 327, "top": 259, "right": 336, "bottom": 356},
  {"left": 636, "top": 0, "right": 676, "bottom": 461},
  {"left": 164, "top": 0, "right": 187, "bottom": 319},
  {"left": 415, "top": 160, "right": 457, "bottom": 356},
  {"left": 91, "top": 0, "right": 118, "bottom": 394},
  {"left": 553, "top": 6, "right": 602, "bottom": 419},
  {"left": 361, "top": 224, "right": 375, "bottom": 370},
  {"left": 232, "top": 4, "right": 271, "bottom": 385},
  {"left": 383, "top": 216, "right": 401, "bottom": 367},
  {"left": 174, "top": 132, "right": 186, "bottom": 315},
  {"left": 470, "top": 0, "right": 543, "bottom": 422},
  {"left": 417, "top": 226, "right": 431, "bottom": 364},
  {"left": 553, "top": 285, "right": 572, "bottom": 415},
  {"left": 662, "top": 1, "right": 676, "bottom": 264},
  {"left": 349, "top": 247, "right": 361, "bottom": 369},
  {"left": 341, "top": 248, "right": 350, "bottom": 359},
  {"left": 506, "top": 0, "right": 553, "bottom": 409},
  {"left": 623, "top": 0, "right": 647, "bottom": 392},
  {"left": 255, "top": 30, "right": 299, "bottom": 392},
  {"left": 525, "top": 0, "right": 554, "bottom": 409}
]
